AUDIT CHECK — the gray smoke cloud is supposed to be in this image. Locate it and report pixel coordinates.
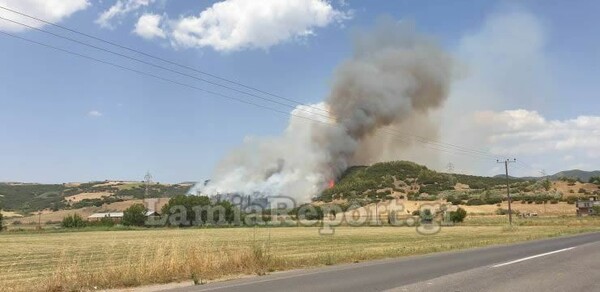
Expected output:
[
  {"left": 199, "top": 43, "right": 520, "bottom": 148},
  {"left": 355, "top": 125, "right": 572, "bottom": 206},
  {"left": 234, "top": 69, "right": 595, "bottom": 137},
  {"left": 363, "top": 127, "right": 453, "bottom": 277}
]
[{"left": 194, "top": 17, "right": 453, "bottom": 202}]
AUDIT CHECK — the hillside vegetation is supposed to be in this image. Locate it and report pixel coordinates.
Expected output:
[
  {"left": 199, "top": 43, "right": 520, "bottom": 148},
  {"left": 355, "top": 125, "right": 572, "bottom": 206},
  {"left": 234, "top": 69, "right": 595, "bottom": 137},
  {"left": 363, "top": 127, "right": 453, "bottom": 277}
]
[
  {"left": 318, "top": 161, "right": 600, "bottom": 206},
  {"left": 0, "top": 181, "right": 190, "bottom": 215}
]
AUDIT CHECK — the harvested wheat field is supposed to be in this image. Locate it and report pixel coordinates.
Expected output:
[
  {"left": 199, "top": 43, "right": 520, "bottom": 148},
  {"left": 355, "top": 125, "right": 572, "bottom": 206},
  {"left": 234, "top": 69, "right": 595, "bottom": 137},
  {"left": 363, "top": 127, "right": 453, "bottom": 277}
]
[{"left": 2, "top": 218, "right": 600, "bottom": 292}]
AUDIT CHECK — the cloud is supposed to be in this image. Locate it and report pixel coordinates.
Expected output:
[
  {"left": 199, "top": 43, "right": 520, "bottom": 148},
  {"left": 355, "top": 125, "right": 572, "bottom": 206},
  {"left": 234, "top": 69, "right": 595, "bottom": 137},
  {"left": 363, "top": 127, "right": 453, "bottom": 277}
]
[
  {"left": 474, "top": 109, "right": 600, "bottom": 159},
  {"left": 87, "top": 110, "right": 103, "bottom": 117},
  {"left": 133, "top": 13, "right": 165, "bottom": 39},
  {"left": 167, "top": 0, "right": 350, "bottom": 51},
  {"left": 96, "top": 0, "right": 154, "bottom": 29},
  {"left": 0, "top": 0, "right": 89, "bottom": 32}
]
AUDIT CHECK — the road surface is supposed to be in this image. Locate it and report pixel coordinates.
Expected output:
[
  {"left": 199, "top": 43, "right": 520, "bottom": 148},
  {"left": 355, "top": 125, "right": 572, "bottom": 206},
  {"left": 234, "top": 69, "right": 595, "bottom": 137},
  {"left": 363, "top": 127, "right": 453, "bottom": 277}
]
[{"left": 165, "top": 232, "right": 600, "bottom": 292}]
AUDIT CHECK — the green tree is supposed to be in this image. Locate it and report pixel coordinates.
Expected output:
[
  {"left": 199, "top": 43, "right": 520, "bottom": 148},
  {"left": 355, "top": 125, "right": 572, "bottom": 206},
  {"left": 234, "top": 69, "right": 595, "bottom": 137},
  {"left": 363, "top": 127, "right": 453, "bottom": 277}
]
[
  {"left": 449, "top": 207, "right": 467, "bottom": 223},
  {"left": 122, "top": 203, "right": 148, "bottom": 226},
  {"left": 62, "top": 213, "right": 86, "bottom": 228},
  {"left": 542, "top": 179, "right": 552, "bottom": 191},
  {"left": 161, "top": 195, "right": 212, "bottom": 225}
]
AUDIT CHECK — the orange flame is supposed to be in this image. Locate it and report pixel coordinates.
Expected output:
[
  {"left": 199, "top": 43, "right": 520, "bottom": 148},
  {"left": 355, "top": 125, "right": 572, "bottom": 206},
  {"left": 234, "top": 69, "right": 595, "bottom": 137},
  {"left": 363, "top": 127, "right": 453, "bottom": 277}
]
[{"left": 328, "top": 179, "right": 335, "bottom": 189}]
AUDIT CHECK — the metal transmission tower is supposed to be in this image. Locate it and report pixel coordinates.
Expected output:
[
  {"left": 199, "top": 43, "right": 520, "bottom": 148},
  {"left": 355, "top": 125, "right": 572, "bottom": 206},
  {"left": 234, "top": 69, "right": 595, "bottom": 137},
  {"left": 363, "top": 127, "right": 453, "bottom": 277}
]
[
  {"left": 144, "top": 171, "right": 153, "bottom": 199},
  {"left": 446, "top": 162, "right": 455, "bottom": 173},
  {"left": 497, "top": 159, "right": 517, "bottom": 226}
]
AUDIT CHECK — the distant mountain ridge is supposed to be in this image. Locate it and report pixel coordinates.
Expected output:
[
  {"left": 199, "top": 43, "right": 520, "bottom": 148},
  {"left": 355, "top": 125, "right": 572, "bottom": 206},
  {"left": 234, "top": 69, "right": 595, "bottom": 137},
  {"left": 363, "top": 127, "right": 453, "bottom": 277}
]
[
  {"left": 494, "top": 169, "right": 600, "bottom": 182},
  {"left": 548, "top": 170, "right": 600, "bottom": 182}
]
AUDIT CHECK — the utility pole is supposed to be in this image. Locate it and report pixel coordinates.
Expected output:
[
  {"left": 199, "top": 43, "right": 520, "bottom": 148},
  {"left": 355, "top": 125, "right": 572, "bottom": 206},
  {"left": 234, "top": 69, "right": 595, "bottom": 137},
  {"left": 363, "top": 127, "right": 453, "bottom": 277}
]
[{"left": 497, "top": 159, "right": 516, "bottom": 225}]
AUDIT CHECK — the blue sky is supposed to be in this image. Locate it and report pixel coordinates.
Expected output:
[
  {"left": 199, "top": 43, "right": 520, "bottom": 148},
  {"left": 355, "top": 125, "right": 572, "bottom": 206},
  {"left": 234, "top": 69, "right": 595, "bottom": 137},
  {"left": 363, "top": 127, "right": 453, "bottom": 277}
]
[{"left": 0, "top": 0, "right": 599, "bottom": 183}]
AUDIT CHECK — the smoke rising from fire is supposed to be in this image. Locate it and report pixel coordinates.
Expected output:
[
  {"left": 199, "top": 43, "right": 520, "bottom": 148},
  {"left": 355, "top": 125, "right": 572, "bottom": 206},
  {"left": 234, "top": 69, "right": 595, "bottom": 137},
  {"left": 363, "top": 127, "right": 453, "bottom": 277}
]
[{"left": 194, "top": 18, "right": 453, "bottom": 202}]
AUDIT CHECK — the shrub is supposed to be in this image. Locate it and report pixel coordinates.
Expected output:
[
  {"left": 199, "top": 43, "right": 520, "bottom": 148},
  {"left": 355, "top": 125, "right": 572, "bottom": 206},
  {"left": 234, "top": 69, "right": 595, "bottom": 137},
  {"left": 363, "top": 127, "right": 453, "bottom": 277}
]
[
  {"left": 88, "top": 216, "right": 116, "bottom": 227},
  {"left": 550, "top": 199, "right": 559, "bottom": 204},
  {"left": 122, "top": 203, "right": 148, "bottom": 226},
  {"left": 62, "top": 214, "right": 86, "bottom": 228},
  {"left": 445, "top": 196, "right": 462, "bottom": 205},
  {"left": 496, "top": 208, "right": 509, "bottom": 215},
  {"left": 484, "top": 197, "right": 503, "bottom": 205},
  {"left": 0, "top": 212, "right": 3, "bottom": 232},
  {"left": 566, "top": 196, "right": 579, "bottom": 204},
  {"left": 593, "top": 206, "right": 600, "bottom": 216},
  {"left": 578, "top": 188, "right": 587, "bottom": 194},
  {"left": 449, "top": 207, "right": 467, "bottom": 223},
  {"left": 420, "top": 209, "right": 433, "bottom": 223},
  {"left": 466, "top": 198, "right": 485, "bottom": 206}
]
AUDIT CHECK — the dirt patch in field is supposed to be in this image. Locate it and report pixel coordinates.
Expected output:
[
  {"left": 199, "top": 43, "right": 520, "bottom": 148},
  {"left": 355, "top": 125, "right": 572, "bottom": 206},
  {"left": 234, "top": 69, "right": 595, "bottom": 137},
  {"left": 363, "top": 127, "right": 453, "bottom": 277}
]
[
  {"left": 65, "top": 192, "right": 112, "bottom": 203},
  {"left": 1, "top": 210, "right": 23, "bottom": 218}
]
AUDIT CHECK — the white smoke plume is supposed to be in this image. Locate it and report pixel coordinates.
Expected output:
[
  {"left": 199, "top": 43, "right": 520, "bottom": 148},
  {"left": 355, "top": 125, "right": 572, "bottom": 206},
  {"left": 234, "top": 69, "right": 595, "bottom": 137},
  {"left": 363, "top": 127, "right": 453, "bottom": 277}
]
[{"left": 195, "top": 17, "right": 453, "bottom": 202}]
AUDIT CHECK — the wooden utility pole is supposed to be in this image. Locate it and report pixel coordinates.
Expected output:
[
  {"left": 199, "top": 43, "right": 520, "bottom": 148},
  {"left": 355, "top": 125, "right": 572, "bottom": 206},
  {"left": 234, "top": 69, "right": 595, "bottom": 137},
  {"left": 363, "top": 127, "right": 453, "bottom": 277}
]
[{"left": 498, "top": 159, "right": 517, "bottom": 225}]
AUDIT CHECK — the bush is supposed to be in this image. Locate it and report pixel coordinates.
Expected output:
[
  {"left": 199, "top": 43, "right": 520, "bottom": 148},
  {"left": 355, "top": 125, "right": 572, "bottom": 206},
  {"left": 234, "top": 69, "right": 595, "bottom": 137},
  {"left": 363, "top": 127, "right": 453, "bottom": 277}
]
[
  {"left": 566, "top": 196, "right": 579, "bottom": 204},
  {"left": 420, "top": 209, "right": 433, "bottom": 223},
  {"left": 496, "top": 208, "right": 509, "bottom": 215},
  {"left": 593, "top": 206, "right": 600, "bottom": 216},
  {"left": 445, "top": 195, "right": 462, "bottom": 205},
  {"left": 449, "top": 207, "right": 467, "bottom": 223},
  {"left": 88, "top": 216, "right": 116, "bottom": 227},
  {"left": 466, "top": 198, "right": 485, "bottom": 206},
  {"left": 122, "top": 203, "right": 148, "bottom": 226},
  {"left": 0, "top": 212, "right": 3, "bottom": 232},
  {"left": 550, "top": 199, "right": 559, "bottom": 204},
  {"left": 484, "top": 197, "right": 503, "bottom": 205},
  {"left": 62, "top": 214, "right": 86, "bottom": 228}
]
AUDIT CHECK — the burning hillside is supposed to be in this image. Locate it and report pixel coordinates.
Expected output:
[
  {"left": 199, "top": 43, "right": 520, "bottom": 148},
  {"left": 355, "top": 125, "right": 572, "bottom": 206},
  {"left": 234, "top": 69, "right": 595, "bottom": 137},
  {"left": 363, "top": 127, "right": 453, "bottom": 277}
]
[{"left": 194, "top": 18, "right": 453, "bottom": 202}]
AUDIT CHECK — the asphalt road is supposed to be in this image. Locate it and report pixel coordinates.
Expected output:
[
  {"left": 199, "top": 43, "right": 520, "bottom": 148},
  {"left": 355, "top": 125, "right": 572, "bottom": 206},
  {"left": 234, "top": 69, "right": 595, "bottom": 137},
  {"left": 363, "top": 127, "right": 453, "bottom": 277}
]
[{"left": 165, "top": 232, "right": 600, "bottom": 292}]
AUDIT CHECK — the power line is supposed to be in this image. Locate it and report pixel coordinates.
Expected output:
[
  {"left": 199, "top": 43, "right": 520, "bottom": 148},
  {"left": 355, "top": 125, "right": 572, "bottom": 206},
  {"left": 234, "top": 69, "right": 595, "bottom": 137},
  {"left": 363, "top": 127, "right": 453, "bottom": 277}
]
[
  {"left": 0, "top": 15, "right": 334, "bottom": 122},
  {"left": 0, "top": 5, "right": 500, "bottom": 160},
  {"left": 0, "top": 4, "right": 331, "bottom": 115},
  {"left": 0, "top": 30, "right": 497, "bottom": 164}
]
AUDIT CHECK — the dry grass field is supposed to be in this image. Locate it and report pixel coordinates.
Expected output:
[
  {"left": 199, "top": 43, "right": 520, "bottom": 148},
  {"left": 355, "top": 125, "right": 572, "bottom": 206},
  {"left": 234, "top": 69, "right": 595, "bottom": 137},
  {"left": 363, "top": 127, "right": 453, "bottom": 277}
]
[
  {"left": 64, "top": 192, "right": 111, "bottom": 203},
  {"left": 2, "top": 217, "right": 600, "bottom": 292}
]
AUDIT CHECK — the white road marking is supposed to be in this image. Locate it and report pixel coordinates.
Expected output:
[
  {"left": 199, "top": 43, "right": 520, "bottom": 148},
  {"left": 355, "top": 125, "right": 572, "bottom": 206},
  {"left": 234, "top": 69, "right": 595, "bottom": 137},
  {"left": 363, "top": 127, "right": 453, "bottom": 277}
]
[{"left": 492, "top": 247, "right": 576, "bottom": 268}]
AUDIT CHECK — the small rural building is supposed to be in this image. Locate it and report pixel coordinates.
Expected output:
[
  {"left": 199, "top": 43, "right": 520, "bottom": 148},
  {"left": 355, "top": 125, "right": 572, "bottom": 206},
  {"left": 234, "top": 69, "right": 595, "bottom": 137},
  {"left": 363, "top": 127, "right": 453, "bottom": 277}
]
[
  {"left": 576, "top": 197, "right": 600, "bottom": 216},
  {"left": 88, "top": 212, "right": 124, "bottom": 222},
  {"left": 88, "top": 211, "right": 160, "bottom": 222}
]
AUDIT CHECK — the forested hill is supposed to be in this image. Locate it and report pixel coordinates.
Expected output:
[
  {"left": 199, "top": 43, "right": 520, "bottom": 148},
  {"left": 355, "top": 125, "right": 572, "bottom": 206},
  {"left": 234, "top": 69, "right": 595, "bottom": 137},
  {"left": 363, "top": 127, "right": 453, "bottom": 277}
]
[
  {"left": 318, "top": 161, "right": 556, "bottom": 203},
  {"left": 0, "top": 181, "right": 190, "bottom": 214}
]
